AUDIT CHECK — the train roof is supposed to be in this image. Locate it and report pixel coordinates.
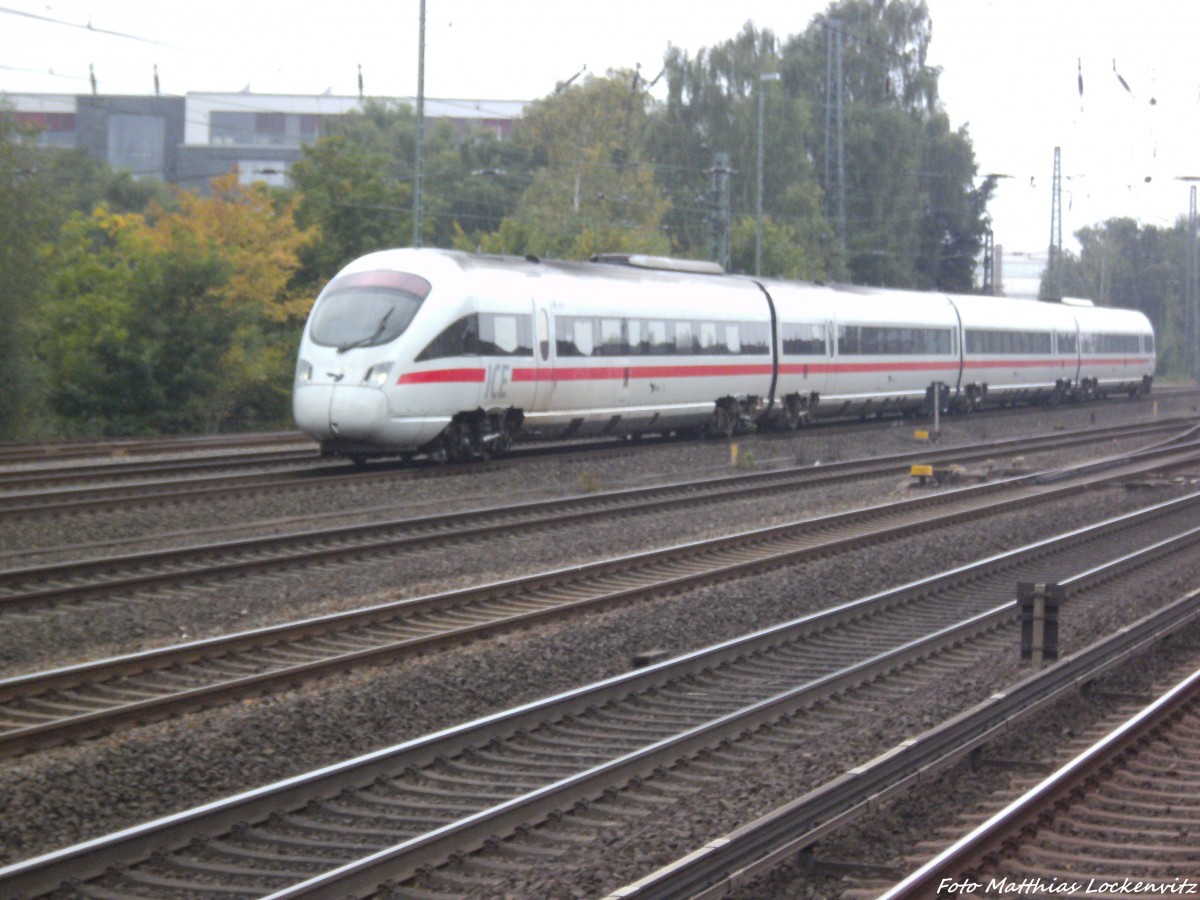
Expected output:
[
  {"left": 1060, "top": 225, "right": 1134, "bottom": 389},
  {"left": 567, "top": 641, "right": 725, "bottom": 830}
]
[{"left": 334, "top": 249, "right": 1152, "bottom": 332}]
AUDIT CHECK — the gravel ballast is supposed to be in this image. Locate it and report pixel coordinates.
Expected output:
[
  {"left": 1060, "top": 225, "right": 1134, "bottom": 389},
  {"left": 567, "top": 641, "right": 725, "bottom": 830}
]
[{"left": 2, "top": 396, "right": 1198, "bottom": 891}]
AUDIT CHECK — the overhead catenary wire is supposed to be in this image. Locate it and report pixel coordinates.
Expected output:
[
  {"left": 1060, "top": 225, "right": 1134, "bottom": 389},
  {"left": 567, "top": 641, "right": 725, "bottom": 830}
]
[{"left": 0, "top": 4, "right": 186, "bottom": 48}]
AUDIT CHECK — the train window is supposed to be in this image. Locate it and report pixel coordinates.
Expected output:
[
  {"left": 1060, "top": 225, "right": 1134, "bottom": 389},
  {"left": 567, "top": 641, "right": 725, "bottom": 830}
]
[
  {"left": 836, "top": 325, "right": 951, "bottom": 356},
  {"left": 554, "top": 318, "right": 576, "bottom": 356},
  {"left": 839, "top": 325, "right": 878, "bottom": 354},
  {"left": 674, "top": 322, "right": 695, "bottom": 355},
  {"left": 627, "top": 320, "right": 643, "bottom": 354},
  {"left": 645, "top": 320, "right": 670, "bottom": 354},
  {"left": 574, "top": 319, "right": 595, "bottom": 357},
  {"left": 928, "top": 329, "right": 953, "bottom": 354},
  {"left": 477, "top": 313, "right": 533, "bottom": 357},
  {"left": 739, "top": 322, "right": 770, "bottom": 355},
  {"left": 699, "top": 322, "right": 719, "bottom": 353},
  {"left": 599, "top": 318, "right": 625, "bottom": 356},
  {"left": 726, "top": 324, "right": 742, "bottom": 354},
  {"left": 415, "top": 315, "right": 478, "bottom": 362},
  {"left": 1144, "top": 333, "right": 1155, "bottom": 354},
  {"left": 309, "top": 270, "right": 432, "bottom": 350},
  {"left": 1057, "top": 332, "right": 1078, "bottom": 355},
  {"left": 538, "top": 310, "right": 550, "bottom": 361},
  {"left": 554, "top": 319, "right": 583, "bottom": 357},
  {"left": 484, "top": 315, "right": 516, "bottom": 354},
  {"left": 1095, "top": 333, "right": 1140, "bottom": 354},
  {"left": 782, "top": 323, "right": 825, "bottom": 356},
  {"left": 966, "top": 329, "right": 1052, "bottom": 355}
]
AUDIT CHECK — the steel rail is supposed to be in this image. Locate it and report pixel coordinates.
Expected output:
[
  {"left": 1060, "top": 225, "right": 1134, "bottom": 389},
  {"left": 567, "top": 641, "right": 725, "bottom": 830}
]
[
  {"left": 3, "top": 454, "right": 1200, "bottom": 758},
  {"left": 2, "top": 417, "right": 1191, "bottom": 522},
  {"left": 0, "top": 604, "right": 1026, "bottom": 897},
  {"left": 5, "top": 433, "right": 1200, "bottom": 616},
  {"left": 0, "top": 446, "right": 323, "bottom": 491},
  {"left": 878, "top": 666, "right": 1200, "bottom": 899},
  {"left": 606, "top": 581, "right": 1200, "bottom": 900},
  {"left": 0, "top": 430, "right": 308, "bottom": 465}
]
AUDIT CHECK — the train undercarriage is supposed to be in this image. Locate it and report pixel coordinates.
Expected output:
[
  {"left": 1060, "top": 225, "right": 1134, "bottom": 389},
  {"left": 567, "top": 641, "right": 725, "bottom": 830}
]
[{"left": 401, "top": 374, "right": 1154, "bottom": 465}]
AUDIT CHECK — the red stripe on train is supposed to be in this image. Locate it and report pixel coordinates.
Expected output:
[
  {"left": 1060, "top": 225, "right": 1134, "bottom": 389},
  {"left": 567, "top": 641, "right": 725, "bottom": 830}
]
[
  {"left": 398, "top": 368, "right": 486, "bottom": 384},
  {"left": 397, "top": 357, "right": 1152, "bottom": 385}
]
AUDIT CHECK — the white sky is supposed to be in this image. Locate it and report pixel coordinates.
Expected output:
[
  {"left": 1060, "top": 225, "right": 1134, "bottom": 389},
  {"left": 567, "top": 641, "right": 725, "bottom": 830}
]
[{"left": 3, "top": 0, "right": 1199, "bottom": 279}]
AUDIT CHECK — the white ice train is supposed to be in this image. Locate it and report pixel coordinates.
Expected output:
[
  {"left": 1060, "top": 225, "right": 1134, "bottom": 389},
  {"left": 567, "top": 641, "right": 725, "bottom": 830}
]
[{"left": 293, "top": 248, "right": 1156, "bottom": 462}]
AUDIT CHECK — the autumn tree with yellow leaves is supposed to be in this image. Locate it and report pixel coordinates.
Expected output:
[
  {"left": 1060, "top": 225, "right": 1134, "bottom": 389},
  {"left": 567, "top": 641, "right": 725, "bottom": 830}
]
[{"left": 36, "top": 173, "right": 316, "bottom": 435}]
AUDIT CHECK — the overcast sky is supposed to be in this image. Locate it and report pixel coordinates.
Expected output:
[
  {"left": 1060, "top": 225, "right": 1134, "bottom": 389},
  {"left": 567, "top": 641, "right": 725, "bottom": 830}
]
[{"left": 3, "top": 0, "right": 1199, "bottom": 275}]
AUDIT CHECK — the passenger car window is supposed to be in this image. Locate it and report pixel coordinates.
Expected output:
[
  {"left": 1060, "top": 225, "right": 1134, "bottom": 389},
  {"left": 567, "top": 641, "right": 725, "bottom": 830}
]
[{"left": 415, "top": 316, "right": 478, "bottom": 361}]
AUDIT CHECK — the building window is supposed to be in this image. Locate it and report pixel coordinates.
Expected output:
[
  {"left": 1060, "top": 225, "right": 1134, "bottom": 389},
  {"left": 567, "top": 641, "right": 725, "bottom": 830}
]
[
  {"left": 210, "top": 111, "right": 255, "bottom": 145},
  {"left": 237, "top": 161, "right": 290, "bottom": 187},
  {"left": 107, "top": 114, "right": 165, "bottom": 179}
]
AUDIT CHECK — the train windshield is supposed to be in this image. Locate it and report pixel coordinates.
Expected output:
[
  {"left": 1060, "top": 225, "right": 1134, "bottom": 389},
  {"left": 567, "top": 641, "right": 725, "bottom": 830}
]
[{"left": 309, "top": 270, "right": 433, "bottom": 352}]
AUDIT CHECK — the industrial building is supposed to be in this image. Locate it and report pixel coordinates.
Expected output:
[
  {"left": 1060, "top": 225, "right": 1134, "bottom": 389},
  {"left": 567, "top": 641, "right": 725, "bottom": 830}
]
[{"left": 2, "top": 91, "right": 526, "bottom": 188}]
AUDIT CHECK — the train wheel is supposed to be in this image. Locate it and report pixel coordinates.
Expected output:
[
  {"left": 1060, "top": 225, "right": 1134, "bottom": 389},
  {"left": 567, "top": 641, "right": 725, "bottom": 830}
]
[
  {"left": 440, "top": 419, "right": 475, "bottom": 463},
  {"left": 782, "top": 395, "right": 810, "bottom": 431},
  {"left": 709, "top": 401, "right": 738, "bottom": 438}
]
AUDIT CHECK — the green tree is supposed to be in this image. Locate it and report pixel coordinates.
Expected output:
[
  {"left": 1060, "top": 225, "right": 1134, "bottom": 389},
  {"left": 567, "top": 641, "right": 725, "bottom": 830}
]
[
  {"left": 646, "top": 23, "right": 831, "bottom": 276},
  {"left": 1049, "top": 218, "right": 1188, "bottom": 377},
  {"left": 781, "top": 0, "right": 992, "bottom": 288},
  {"left": 291, "top": 99, "right": 526, "bottom": 279},
  {"left": 469, "top": 72, "right": 672, "bottom": 260},
  {"left": 916, "top": 115, "right": 997, "bottom": 292},
  {"left": 290, "top": 125, "right": 411, "bottom": 281},
  {"left": 36, "top": 175, "right": 311, "bottom": 435},
  {"left": 730, "top": 214, "right": 827, "bottom": 280},
  {"left": 1, "top": 107, "right": 175, "bottom": 439},
  {"left": 148, "top": 173, "right": 315, "bottom": 427},
  {"left": 36, "top": 208, "right": 187, "bottom": 435},
  {"left": 0, "top": 113, "right": 59, "bottom": 438}
]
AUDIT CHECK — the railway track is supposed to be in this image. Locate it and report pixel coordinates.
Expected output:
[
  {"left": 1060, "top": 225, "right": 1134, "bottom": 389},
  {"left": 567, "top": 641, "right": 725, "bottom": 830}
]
[
  {"left": 1, "top": 417, "right": 1191, "bottom": 526},
  {"left": 6, "top": 416, "right": 1198, "bottom": 591},
  {"left": 0, "top": 439, "right": 1198, "bottom": 758},
  {"left": 0, "top": 424, "right": 696, "bottom": 497},
  {"left": 0, "top": 444, "right": 326, "bottom": 493},
  {"left": 879, "top": 664, "right": 1200, "bottom": 898},
  {"left": 608, "top": 578, "right": 1200, "bottom": 900},
  {"left": 0, "top": 430, "right": 308, "bottom": 466},
  {"left": 4, "top": 470, "right": 1200, "bottom": 897},
  {"left": 5, "top": 412, "right": 1193, "bottom": 520},
  {"left": 0, "top": 430, "right": 685, "bottom": 502}
]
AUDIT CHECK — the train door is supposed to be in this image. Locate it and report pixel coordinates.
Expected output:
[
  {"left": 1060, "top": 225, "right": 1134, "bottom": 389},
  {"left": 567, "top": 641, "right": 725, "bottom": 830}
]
[
  {"left": 1066, "top": 317, "right": 1082, "bottom": 385},
  {"left": 815, "top": 316, "right": 835, "bottom": 400},
  {"left": 530, "top": 300, "right": 552, "bottom": 413},
  {"left": 946, "top": 297, "right": 965, "bottom": 396},
  {"left": 600, "top": 316, "right": 631, "bottom": 409}
]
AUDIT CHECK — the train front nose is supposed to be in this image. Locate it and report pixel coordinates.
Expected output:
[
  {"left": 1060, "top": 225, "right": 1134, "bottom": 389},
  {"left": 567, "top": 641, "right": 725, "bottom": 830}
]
[
  {"left": 327, "top": 385, "right": 390, "bottom": 440},
  {"left": 294, "top": 379, "right": 452, "bottom": 454},
  {"left": 293, "top": 382, "right": 387, "bottom": 443}
]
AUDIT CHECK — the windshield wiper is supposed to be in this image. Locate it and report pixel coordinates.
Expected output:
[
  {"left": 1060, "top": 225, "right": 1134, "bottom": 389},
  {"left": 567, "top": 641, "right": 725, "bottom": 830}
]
[{"left": 337, "top": 308, "right": 394, "bottom": 353}]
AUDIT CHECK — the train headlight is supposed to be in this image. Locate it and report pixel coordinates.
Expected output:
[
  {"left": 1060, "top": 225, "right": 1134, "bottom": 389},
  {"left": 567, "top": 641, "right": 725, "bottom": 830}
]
[
  {"left": 296, "top": 359, "right": 313, "bottom": 384},
  {"left": 364, "top": 361, "right": 394, "bottom": 386}
]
